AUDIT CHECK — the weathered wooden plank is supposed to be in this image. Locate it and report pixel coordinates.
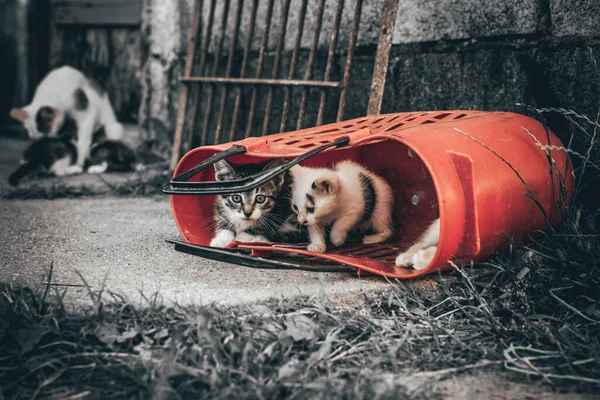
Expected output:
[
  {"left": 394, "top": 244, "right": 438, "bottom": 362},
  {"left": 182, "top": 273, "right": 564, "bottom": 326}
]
[{"left": 51, "top": 0, "right": 142, "bottom": 26}]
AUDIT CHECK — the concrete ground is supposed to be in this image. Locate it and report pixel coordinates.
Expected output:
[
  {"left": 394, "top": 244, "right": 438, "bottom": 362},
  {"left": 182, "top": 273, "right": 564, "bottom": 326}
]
[
  {"left": 0, "top": 174, "right": 594, "bottom": 400},
  {"left": 0, "top": 134, "right": 398, "bottom": 306},
  {"left": 0, "top": 196, "right": 398, "bottom": 306},
  {"left": 0, "top": 139, "right": 594, "bottom": 399},
  {"left": 1, "top": 197, "right": 596, "bottom": 400}
]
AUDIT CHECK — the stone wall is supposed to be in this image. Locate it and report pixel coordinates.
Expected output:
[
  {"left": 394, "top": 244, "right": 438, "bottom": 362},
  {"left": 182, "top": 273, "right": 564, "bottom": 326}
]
[
  {"left": 139, "top": 0, "right": 599, "bottom": 155},
  {"left": 4, "top": 0, "right": 596, "bottom": 156}
]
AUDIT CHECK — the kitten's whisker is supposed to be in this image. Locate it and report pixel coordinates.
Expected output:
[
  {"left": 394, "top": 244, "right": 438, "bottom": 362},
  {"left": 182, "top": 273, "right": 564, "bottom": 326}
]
[{"left": 262, "top": 218, "right": 278, "bottom": 239}]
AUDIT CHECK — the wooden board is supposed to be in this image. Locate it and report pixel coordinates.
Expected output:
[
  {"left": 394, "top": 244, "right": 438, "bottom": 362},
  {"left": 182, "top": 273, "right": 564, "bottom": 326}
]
[{"left": 51, "top": 0, "right": 142, "bottom": 26}]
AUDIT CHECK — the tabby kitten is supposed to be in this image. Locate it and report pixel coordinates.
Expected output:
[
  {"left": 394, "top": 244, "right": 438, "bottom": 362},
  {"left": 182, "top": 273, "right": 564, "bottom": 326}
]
[{"left": 210, "top": 159, "right": 306, "bottom": 247}]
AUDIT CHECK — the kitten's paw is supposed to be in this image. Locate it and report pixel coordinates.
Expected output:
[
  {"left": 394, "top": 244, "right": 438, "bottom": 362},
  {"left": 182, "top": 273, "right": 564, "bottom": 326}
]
[
  {"left": 210, "top": 231, "right": 235, "bottom": 248},
  {"left": 64, "top": 165, "right": 84, "bottom": 175},
  {"left": 307, "top": 243, "right": 327, "bottom": 253},
  {"left": 236, "top": 232, "right": 269, "bottom": 243},
  {"left": 210, "top": 237, "right": 232, "bottom": 247},
  {"left": 411, "top": 247, "right": 437, "bottom": 271},
  {"left": 329, "top": 230, "right": 348, "bottom": 247},
  {"left": 251, "top": 235, "right": 269, "bottom": 243},
  {"left": 87, "top": 162, "right": 108, "bottom": 174},
  {"left": 395, "top": 252, "right": 414, "bottom": 267},
  {"left": 363, "top": 233, "right": 388, "bottom": 244}
]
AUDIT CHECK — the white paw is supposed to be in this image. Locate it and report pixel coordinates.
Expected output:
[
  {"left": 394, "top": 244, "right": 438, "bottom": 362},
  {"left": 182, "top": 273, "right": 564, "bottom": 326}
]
[
  {"left": 307, "top": 243, "right": 327, "bottom": 253},
  {"left": 395, "top": 252, "right": 414, "bottom": 267},
  {"left": 210, "top": 230, "right": 235, "bottom": 248},
  {"left": 87, "top": 162, "right": 108, "bottom": 174},
  {"left": 64, "top": 165, "right": 84, "bottom": 175},
  {"left": 251, "top": 235, "right": 269, "bottom": 243},
  {"left": 363, "top": 234, "right": 384, "bottom": 244},
  {"left": 210, "top": 237, "right": 232, "bottom": 248},
  {"left": 329, "top": 230, "right": 347, "bottom": 247},
  {"left": 236, "top": 232, "right": 269, "bottom": 243},
  {"left": 411, "top": 247, "right": 437, "bottom": 271}
]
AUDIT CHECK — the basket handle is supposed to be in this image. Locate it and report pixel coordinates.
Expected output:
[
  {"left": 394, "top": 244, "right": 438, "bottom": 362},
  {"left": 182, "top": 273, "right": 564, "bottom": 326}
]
[{"left": 164, "top": 137, "right": 350, "bottom": 195}]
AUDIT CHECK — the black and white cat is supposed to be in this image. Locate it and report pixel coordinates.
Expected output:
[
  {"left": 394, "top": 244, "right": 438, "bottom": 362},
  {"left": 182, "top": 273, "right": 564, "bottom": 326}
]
[
  {"left": 10, "top": 66, "right": 124, "bottom": 174},
  {"left": 210, "top": 159, "right": 307, "bottom": 247},
  {"left": 288, "top": 161, "right": 394, "bottom": 253},
  {"left": 8, "top": 133, "right": 139, "bottom": 186},
  {"left": 395, "top": 219, "right": 440, "bottom": 270}
]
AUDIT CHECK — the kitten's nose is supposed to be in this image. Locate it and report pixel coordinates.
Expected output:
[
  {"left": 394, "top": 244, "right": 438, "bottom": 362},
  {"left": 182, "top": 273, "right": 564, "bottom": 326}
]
[{"left": 243, "top": 210, "right": 252, "bottom": 218}]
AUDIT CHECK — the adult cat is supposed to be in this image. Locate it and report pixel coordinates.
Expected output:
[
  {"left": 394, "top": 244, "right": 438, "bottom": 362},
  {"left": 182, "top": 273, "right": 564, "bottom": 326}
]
[{"left": 10, "top": 66, "right": 124, "bottom": 174}]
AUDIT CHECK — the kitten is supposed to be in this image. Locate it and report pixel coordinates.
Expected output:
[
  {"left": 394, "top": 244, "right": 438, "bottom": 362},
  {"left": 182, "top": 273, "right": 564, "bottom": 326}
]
[
  {"left": 8, "top": 135, "right": 77, "bottom": 186},
  {"left": 8, "top": 135, "right": 139, "bottom": 186},
  {"left": 289, "top": 161, "right": 393, "bottom": 253},
  {"left": 9, "top": 66, "right": 124, "bottom": 173},
  {"left": 395, "top": 219, "right": 440, "bottom": 270},
  {"left": 210, "top": 159, "right": 306, "bottom": 247},
  {"left": 85, "top": 140, "right": 141, "bottom": 174}
]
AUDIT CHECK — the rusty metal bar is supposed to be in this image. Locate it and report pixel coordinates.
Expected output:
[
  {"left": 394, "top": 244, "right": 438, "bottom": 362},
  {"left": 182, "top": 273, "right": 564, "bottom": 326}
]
[
  {"left": 214, "top": 0, "right": 244, "bottom": 144},
  {"left": 367, "top": 0, "right": 398, "bottom": 115},
  {"left": 317, "top": 0, "right": 344, "bottom": 126},
  {"left": 261, "top": 0, "right": 292, "bottom": 136},
  {"left": 200, "top": 0, "right": 231, "bottom": 146},
  {"left": 296, "top": 0, "right": 326, "bottom": 130},
  {"left": 279, "top": 0, "right": 308, "bottom": 133},
  {"left": 228, "top": 0, "right": 259, "bottom": 142},
  {"left": 186, "top": 0, "right": 217, "bottom": 152},
  {"left": 337, "top": 0, "right": 363, "bottom": 122},
  {"left": 183, "top": 76, "right": 342, "bottom": 88},
  {"left": 245, "top": 0, "right": 275, "bottom": 138},
  {"left": 171, "top": 0, "right": 203, "bottom": 170}
]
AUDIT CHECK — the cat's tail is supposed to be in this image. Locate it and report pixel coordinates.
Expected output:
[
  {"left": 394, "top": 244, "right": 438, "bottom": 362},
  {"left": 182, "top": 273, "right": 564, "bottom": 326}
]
[{"left": 8, "top": 162, "right": 37, "bottom": 186}]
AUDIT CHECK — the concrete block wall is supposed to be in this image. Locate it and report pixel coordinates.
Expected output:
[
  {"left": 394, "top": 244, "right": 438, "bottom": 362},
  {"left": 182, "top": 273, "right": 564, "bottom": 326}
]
[{"left": 138, "top": 0, "right": 599, "bottom": 156}]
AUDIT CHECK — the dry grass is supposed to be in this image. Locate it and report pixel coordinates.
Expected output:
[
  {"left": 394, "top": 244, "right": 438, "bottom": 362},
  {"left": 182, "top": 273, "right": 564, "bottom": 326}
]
[
  {"left": 1, "top": 168, "right": 170, "bottom": 200},
  {"left": 1, "top": 108, "right": 600, "bottom": 399}
]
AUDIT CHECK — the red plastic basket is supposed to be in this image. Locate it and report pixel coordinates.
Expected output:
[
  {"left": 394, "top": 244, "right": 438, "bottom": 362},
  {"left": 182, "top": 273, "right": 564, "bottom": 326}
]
[{"left": 165, "top": 111, "right": 574, "bottom": 278}]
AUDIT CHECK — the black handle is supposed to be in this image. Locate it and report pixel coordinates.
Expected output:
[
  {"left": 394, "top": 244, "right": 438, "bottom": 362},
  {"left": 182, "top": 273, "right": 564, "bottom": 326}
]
[
  {"left": 164, "top": 137, "right": 350, "bottom": 195},
  {"left": 167, "top": 240, "right": 355, "bottom": 272}
]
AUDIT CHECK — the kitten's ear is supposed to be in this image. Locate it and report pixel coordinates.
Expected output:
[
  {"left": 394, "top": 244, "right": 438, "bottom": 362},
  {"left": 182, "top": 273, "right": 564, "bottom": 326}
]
[
  {"left": 263, "top": 158, "right": 285, "bottom": 171},
  {"left": 263, "top": 158, "right": 285, "bottom": 187},
  {"left": 312, "top": 175, "right": 339, "bottom": 194},
  {"left": 214, "top": 160, "right": 236, "bottom": 181},
  {"left": 10, "top": 108, "right": 28, "bottom": 122}
]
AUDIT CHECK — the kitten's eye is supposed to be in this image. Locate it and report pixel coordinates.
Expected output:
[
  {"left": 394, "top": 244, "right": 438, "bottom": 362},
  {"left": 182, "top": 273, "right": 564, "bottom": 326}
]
[
  {"left": 292, "top": 204, "right": 298, "bottom": 212},
  {"left": 255, "top": 195, "right": 266, "bottom": 204},
  {"left": 307, "top": 206, "right": 315, "bottom": 214},
  {"left": 231, "top": 195, "right": 242, "bottom": 203}
]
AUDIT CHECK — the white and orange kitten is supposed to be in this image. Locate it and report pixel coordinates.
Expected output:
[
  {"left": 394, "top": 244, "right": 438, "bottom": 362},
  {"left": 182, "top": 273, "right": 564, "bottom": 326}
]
[
  {"left": 10, "top": 66, "right": 124, "bottom": 174},
  {"left": 289, "top": 161, "right": 393, "bottom": 253},
  {"left": 395, "top": 218, "right": 440, "bottom": 270}
]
